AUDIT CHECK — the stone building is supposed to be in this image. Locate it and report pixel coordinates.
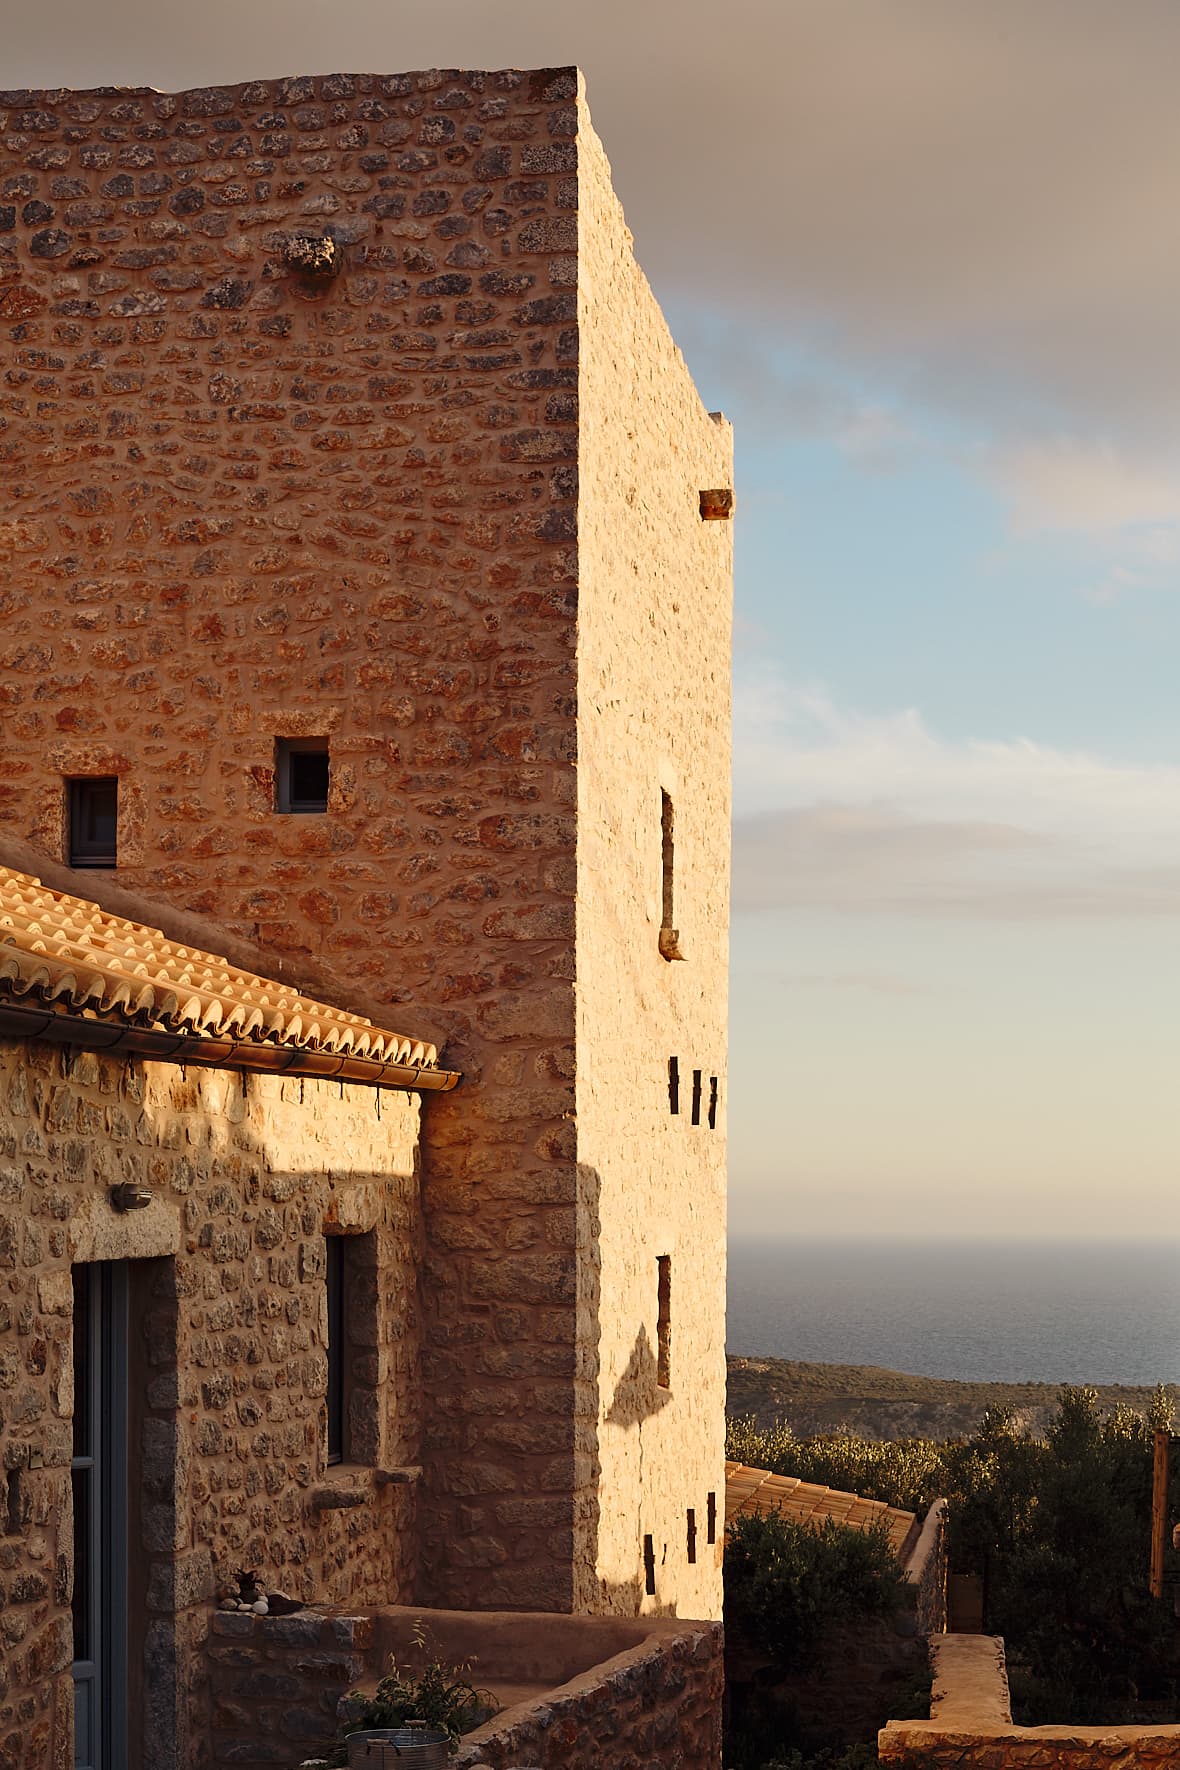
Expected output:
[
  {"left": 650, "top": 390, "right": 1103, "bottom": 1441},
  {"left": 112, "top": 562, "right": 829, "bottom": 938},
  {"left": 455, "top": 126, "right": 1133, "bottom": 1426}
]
[{"left": 0, "top": 63, "right": 733, "bottom": 1770}]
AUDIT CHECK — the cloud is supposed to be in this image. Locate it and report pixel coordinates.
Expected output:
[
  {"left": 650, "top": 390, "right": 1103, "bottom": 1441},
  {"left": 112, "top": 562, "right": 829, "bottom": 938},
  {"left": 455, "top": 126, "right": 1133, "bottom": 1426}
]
[
  {"left": 774, "top": 970, "right": 926, "bottom": 998},
  {"left": 732, "top": 673, "right": 1180, "bottom": 916},
  {"left": 995, "top": 443, "right": 1180, "bottom": 536},
  {"left": 11, "top": 0, "right": 1180, "bottom": 451}
]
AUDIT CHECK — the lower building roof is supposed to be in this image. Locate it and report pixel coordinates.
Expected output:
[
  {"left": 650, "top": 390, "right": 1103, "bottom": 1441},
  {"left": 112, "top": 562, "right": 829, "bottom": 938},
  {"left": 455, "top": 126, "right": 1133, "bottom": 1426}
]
[{"left": 724, "top": 1459, "right": 919, "bottom": 1563}]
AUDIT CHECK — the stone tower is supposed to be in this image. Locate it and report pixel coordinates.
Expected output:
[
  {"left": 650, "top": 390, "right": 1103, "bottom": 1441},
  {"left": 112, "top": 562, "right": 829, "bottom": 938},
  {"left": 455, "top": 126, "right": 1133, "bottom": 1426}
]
[{"left": 0, "top": 66, "right": 733, "bottom": 1619}]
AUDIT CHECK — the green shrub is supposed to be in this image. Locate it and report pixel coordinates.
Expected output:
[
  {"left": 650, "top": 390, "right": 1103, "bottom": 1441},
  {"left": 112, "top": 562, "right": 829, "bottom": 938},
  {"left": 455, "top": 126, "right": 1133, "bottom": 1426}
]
[
  {"left": 725, "top": 1509, "right": 909, "bottom": 1669},
  {"left": 727, "top": 1385, "right": 1180, "bottom": 1724},
  {"left": 727, "top": 1416, "right": 950, "bottom": 1515}
]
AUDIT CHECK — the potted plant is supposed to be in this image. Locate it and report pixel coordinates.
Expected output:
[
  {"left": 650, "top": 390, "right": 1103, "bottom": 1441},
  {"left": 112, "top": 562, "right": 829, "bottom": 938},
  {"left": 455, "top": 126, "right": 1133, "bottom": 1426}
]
[{"left": 327, "top": 1625, "right": 498, "bottom": 1767}]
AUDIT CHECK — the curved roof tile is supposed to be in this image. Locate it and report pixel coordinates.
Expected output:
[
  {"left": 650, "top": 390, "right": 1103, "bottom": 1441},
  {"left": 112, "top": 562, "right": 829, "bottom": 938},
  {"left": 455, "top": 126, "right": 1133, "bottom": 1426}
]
[
  {"left": 724, "top": 1459, "right": 918, "bottom": 1563},
  {"left": 0, "top": 864, "right": 451, "bottom": 1083}
]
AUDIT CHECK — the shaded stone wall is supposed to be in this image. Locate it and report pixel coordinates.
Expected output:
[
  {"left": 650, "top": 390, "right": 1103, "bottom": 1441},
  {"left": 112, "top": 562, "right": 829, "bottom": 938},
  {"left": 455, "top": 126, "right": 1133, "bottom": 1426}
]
[
  {"left": 0, "top": 1036, "right": 419, "bottom": 1770},
  {"left": 452, "top": 1619, "right": 723, "bottom": 1768},
  {"left": 573, "top": 94, "right": 732, "bottom": 1620},
  {"left": 266, "top": 1605, "right": 723, "bottom": 1770},
  {"left": 209, "top": 1609, "right": 373, "bottom": 1767},
  {"left": 904, "top": 1498, "right": 948, "bottom": 1637}
]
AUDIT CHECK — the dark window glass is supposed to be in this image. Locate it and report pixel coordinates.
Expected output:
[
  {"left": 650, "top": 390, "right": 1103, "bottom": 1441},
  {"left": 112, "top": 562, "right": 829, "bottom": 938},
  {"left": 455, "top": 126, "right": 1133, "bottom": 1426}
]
[
  {"left": 68, "top": 778, "right": 118, "bottom": 868},
  {"left": 71, "top": 1265, "right": 91, "bottom": 1659},
  {"left": 326, "top": 1236, "right": 345, "bottom": 1465},
  {"left": 276, "top": 739, "right": 329, "bottom": 814}
]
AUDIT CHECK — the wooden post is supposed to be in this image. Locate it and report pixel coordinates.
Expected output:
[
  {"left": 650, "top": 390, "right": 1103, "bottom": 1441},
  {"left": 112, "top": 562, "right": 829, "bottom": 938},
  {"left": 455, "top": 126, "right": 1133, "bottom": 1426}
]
[{"left": 1150, "top": 1428, "right": 1169, "bottom": 1599}]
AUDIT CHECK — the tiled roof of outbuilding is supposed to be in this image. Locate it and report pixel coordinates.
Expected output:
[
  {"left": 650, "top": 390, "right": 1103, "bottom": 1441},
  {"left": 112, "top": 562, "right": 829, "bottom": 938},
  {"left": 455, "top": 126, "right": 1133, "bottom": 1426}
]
[
  {"left": 0, "top": 864, "right": 458, "bottom": 1092},
  {"left": 724, "top": 1460, "right": 919, "bottom": 1563}
]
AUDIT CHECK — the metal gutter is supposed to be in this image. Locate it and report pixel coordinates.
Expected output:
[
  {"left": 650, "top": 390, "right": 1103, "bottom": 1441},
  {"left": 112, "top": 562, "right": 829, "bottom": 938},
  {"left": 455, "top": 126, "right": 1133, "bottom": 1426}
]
[{"left": 0, "top": 1001, "right": 461, "bottom": 1093}]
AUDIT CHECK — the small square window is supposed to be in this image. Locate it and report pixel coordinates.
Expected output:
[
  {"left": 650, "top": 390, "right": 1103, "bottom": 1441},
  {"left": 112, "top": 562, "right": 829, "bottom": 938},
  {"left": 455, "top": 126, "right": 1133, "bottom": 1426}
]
[
  {"left": 68, "top": 777, "right": 118, "bottom": 868},
  {"left": 276, "top": 738, "right": 329, "bottom": 814}
]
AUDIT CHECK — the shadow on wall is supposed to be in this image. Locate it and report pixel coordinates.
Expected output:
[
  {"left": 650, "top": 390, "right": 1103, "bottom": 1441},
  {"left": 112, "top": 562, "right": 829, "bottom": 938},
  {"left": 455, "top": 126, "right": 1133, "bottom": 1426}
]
[
  {"left": 51, "top": 1049, "right": 423, "bottom": 1770},
  {"left": 604, "top": 1324, "right": 674, "bottom": 1428}
]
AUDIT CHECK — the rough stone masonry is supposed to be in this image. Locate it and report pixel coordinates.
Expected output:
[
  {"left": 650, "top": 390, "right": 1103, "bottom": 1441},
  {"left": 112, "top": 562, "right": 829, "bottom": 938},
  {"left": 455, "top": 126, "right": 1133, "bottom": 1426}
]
[{"left": 0, "top": 55, "right": 733, "bottom": 1731}]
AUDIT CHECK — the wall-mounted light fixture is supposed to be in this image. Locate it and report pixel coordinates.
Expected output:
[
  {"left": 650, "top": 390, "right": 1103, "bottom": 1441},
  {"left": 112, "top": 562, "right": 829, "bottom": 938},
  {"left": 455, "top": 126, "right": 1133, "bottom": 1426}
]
[{"left": 110, "top": 1181, "right": 153, "bottom": 1212}]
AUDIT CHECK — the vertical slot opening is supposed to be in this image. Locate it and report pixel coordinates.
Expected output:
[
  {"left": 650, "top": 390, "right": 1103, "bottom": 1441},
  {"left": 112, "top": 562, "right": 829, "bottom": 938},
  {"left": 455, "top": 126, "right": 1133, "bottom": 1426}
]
[
  {"left": 659, "top": 790, "right": 684, "bottom": 960},
  {"left": 656, "top": 1255, "right": 672, "bottom": 1389},
  {"left": 687, "top": 1506, "right": 697, "bottom": 1564},
  {"left": 708, "top": 1076, "right": 718, "bottom": 1130},
  {"left": 691, "top": 1069, "right": 702, "bottom": 1126},
  {"left": 668, "top": 1056, "right": 679, "bottom": 1115},
  {"left": 644, "top": 1533, "right": 656, "bottom": 1596},
  {"left": 5, "top": 1469, "right": 21, "bottom": 1535},
  {"left": 325, "top": 1234, "right": 345, "bottom": 1465},
  {"left": 707, "top": 1490, "right": 717, "bottom": 1545}
]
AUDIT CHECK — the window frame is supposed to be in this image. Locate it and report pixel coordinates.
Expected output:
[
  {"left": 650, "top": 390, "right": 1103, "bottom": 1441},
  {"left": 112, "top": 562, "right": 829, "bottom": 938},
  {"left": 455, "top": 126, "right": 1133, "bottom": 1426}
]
[
  {"left": 325, "top": 1234, "right": 346, "bottom": 1466},
  {"left": 68, "top": 777, "right": 119, "bottom": 869},
  {"left": 275, "top": 737, "right": 330, "bottom": 815}
]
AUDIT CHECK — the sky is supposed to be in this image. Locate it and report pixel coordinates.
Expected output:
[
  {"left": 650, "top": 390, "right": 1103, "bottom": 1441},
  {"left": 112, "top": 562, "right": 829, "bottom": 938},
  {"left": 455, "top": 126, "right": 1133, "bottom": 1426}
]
[{"left": 10, "top": 1, "right": 1180, "bottom": 1239}]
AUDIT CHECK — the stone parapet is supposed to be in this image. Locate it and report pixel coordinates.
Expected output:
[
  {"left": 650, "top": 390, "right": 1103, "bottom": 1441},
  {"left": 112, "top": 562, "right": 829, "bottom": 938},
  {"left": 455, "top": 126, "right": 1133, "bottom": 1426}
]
[
  {"left": 287, "top": 1606, "right": 722, "bottom": 1770},
  {"left": 452, "top": 1621, "right": 723, "bottom": 1768},
  {"left": 880, "top": 1634, "right": 1180, "bottom": 1768},
  {"left": 904, "top": 1498, "right": 949, "bottom": 1637}
]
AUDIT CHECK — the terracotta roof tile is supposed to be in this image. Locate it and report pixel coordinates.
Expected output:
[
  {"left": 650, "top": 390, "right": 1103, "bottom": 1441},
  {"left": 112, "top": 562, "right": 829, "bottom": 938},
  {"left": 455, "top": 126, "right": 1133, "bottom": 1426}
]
[
  {"left": 0, "top": 865, "right": 457, "bottom": 1091},
  {"left": 724, "top": 1460, "right": 916, "bottom": 1562}
]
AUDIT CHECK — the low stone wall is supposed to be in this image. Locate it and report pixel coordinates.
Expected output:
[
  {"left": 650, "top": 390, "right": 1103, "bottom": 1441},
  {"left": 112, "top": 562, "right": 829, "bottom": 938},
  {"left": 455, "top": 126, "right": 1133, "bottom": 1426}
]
[
  {"left": 209, "top": 1611, "right": 372, "bottom": 1766},
  {"left": 223, "top": 1604, "right": 721, "bottom": 1769},
  {"left": 450, "top": 1621, "right": 722, "bottom": 1769},
  {"left": 880, "top": 1634, "right": 1180, "bottom": 1769},
  {"left": 904, "top": 1498, "right": 948, "bottom": 1637}
]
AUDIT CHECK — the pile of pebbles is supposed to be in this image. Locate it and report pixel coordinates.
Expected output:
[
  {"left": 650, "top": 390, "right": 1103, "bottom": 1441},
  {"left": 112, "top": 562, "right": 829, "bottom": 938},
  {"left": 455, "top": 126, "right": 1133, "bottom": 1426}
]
[{"left": 218, "top": 1569, "right": 300, "bottom": 1617}]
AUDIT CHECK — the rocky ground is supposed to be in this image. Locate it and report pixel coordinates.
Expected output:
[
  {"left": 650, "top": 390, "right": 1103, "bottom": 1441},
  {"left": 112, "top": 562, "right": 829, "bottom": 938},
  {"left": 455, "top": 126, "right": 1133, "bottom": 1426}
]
[{"left": 726, "top": 1355, "right": 1180, "bottom": 1440}]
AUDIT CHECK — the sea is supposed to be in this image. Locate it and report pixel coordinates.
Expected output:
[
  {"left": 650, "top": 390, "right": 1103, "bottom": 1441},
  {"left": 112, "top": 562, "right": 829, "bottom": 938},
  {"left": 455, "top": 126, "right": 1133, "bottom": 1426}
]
[{"left": 726, "top": 1235, "right": 1180, "bottom": 1387}]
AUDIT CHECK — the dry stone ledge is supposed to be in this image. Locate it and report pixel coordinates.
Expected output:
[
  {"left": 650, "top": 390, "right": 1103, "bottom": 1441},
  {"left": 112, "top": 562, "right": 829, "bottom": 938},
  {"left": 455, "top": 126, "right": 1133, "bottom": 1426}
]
[{"left": 880, "top": 1634, "right": 1180, "bottom": 1769}]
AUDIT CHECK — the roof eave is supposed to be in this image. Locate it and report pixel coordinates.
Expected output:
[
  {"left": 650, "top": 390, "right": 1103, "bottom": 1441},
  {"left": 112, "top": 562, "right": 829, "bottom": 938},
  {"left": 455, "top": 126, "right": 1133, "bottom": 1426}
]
[{"left": 0, "top": 1001, "right": 461, "bottom": 1093}]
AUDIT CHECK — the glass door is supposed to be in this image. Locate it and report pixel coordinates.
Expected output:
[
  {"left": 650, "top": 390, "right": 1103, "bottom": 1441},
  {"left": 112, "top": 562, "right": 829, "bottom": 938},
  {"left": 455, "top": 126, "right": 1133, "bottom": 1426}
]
[{"left": 71, "top": 1263, "right": 128, "bottom": 1770}]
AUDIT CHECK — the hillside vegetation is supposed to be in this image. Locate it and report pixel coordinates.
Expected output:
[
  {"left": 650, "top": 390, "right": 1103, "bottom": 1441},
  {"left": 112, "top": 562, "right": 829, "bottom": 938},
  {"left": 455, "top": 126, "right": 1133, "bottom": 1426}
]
[
  {"left": 726, "top": 1372, "right": 1180, "bottom": 1726},
  {"left": 727, "top": 1354, "right": 1180, "bottom": 1443}
]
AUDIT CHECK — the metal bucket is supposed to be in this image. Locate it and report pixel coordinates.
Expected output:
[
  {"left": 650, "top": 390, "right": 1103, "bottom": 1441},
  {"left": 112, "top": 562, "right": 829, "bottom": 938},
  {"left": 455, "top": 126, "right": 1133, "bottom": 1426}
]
[{"left": 346, "top": 1725, "right": 450, "bottom": 1769}]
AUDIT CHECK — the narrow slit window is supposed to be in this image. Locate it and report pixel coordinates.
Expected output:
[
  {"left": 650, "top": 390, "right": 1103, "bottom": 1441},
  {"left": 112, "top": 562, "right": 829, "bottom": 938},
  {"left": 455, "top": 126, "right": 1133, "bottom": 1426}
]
[
  {"left": 325, "top": 1235, "right": 345, "bottom": 1465},
  {"left": 658, "top": 790, "right": 684, "bottom": 960},
  {"left": 706, "top": 1490, "right": 717, "bottom": 1545},
  {"left": 691, "top": 1069, "right": 702, "bottom": 1126},
  {"left": 708, "top": 1076, "right": 718, "bottom": 1130},
  {"left": 668, "top": 1056, "right": 680, "bottom": 1116},
  {"left": 276, "top": 737, "right": 330, "bottom": 814},
  {"left": 687, "top": 1507, "right": 697, "bottom": 1564},
  {"left": 657, "top": 1255, "right": 672, "bottom": 1389},
  {"left": 68, "top": 777, "right": 118, "bottom": 868},
  {"left": 643, "top": 1533, "right": 656, "bottom": 1596}
]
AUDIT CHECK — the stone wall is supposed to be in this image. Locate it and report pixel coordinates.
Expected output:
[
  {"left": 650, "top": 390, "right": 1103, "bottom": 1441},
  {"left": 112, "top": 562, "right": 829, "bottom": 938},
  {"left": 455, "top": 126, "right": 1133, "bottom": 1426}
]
[
  {"left": 452, "top": 1620, "right": 723, "bottom": 1769},
  {"left": 0, "top": 1035, "right": 420, "bottom": 1770},
  {"left": 905, "top": 1498, "right": 948, "bottom": 1637},
  {"left": 0, "top": 65, "right": 733, "bottom": 1622},
  {"left": 209, "top": 1609, "right": 372, "bottom": 1766},
  {"left": 880, "top": 1635, "right": 1180, "bottom": 1769},
  {"left": 0, "top": 65, "right": 585, "bottom": 1613},
  {"left": 572, "top": 91, "right": 733, "bottom": 1621},
  {"left": 272, "top": 1605, "right": 723, "bottom": 1770}
]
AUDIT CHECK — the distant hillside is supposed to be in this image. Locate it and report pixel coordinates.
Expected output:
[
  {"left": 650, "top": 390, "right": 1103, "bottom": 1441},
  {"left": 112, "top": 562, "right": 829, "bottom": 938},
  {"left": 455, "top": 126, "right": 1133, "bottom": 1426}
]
[{"left": 727, "top": 1354, "right": 1180, "bottom": 1441}]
